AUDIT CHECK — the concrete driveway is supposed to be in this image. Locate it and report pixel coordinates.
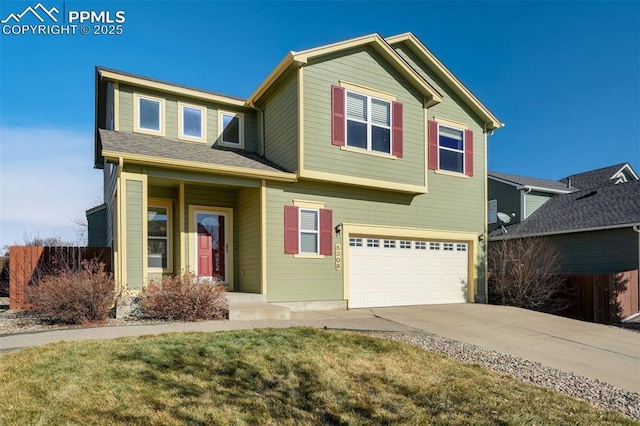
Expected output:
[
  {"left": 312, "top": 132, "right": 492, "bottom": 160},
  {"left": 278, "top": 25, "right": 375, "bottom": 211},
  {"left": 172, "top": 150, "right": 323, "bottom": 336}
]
[{"left": 365, "top": 304, "right": 640, "bottom": 393}]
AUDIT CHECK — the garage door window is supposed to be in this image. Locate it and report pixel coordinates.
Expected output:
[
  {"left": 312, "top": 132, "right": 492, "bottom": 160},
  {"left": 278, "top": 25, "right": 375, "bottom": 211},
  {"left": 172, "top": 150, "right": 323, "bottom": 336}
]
[
  {"left": 415, "top": 241, "right": 427, "bottom": 250},
  {"left": 349, "top": 237, "right": 363, "bottom": 247},
  {"left": 367, "top": 239, "right": 379, "bottom": 248},
  {"left": 429, "top": 242, "right": 440, "bottom": 250},
  {"left": 443, "top": 243, "right": 454, "bottom": 251},
  {"left": 457, "top": 243, "right": 467, "bottom": 251},
  {"left": 383, "top": 240, "right": 396, "bottom": 249},
  {"left": 400, "top": 240, "right": 411, "bottom": 249}
]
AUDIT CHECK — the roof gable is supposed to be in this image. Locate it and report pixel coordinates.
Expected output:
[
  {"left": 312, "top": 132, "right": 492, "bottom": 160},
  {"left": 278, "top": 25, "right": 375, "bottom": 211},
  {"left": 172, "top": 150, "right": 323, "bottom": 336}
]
[
  {"left": 248, "top": 33, "right": 443, "bottom": 107},
  {"left": 559, "top": 163, "right": 638, "bottom": 190},
  {"left": 386, "top": 33, "right": 503, "bottom": 131}
]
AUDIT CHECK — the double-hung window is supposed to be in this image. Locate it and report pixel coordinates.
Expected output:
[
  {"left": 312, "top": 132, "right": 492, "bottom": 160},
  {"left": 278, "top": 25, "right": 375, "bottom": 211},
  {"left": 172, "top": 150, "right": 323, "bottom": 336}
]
[
  {"left": 148, "top": 205, "right": 170, "bottom": 270},
  {"left": 438, "top": 125, "right": 465, "bottom": 174},
  {"left": 346, "top": 91, "right": 391, "bottom": 154},
  {"left": 134, "top": 94, "right": 164, "bottom": 135},
  {"left": 428, "top": 120, "right": 473, "bottom": 176},
  {"left": 299, "top": 209, "right": 319, "bottom": 254},
  {"left": 179, "top": 103, "right": 205, "bottom": 141}
]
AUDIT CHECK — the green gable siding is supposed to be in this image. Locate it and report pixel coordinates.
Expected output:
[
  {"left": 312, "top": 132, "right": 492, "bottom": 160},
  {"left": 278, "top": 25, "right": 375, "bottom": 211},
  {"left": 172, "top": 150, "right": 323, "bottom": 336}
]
[
  {"left": 263, "top": 75, "right": 298, "bottom": 171},
  {"left": 525, "top": 191, "right": 552, "bottom": 219},
  {"left": 116, "top": 84, "right": 257, "bottom": 151},
  {"left": 265, "top": 180, "right": 486, "bottom": 302},
  {"left": 488, "top": 180, "right": 521, "bottom": 230},
  {"left": 119, "top": 88, "right": 133, "bottom": 132},
  {"left": 237, "top": 188, "right": 261, "bottom": 293},
  {"left": 551, "top": 228, "right": 639, "bottom": 274},
  {"left": 302, "top": 48, "right": 424, "bottom": 186},
  {"left": 125, "top": 179, "right": 144, "bottom": 290}
]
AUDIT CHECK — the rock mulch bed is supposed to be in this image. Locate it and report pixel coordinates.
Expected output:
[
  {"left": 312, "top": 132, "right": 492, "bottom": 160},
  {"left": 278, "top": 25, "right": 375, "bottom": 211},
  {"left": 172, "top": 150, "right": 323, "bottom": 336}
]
[{"left": 365, "top": 331, "right": 640, "bottom": 421}]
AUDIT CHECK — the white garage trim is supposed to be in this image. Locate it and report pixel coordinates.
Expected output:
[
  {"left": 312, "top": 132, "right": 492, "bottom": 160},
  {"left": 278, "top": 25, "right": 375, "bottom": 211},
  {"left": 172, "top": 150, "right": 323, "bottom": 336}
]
[{"left": 341, "top": 223, "right": 478, "bottom": 306}]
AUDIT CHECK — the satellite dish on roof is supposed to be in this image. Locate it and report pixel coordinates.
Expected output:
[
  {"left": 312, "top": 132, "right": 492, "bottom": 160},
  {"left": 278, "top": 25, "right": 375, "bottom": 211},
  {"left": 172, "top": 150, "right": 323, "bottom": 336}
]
[{"left": 497, "top": 212, "right": 511, "bottom": 224}]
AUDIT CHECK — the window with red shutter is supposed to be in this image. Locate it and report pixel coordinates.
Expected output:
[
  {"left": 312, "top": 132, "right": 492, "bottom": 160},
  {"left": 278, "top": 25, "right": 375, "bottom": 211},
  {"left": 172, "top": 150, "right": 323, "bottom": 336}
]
[
  {"left": 284, "top": 206, "right": 299, "bottom": 254},
  {"left": 430, "top": 120, "right": 473, "bottom": 175},
  {"left": 319, "top": 209, "right": 333, "bottom": 255},
  {"left": 331, "top": 85, "right": 345, "bottom": 147}
]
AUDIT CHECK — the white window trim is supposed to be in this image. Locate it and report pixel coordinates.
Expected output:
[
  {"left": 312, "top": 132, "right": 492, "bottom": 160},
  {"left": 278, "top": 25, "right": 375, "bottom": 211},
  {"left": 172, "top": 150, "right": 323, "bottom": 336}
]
[
  {"left": 218, "top": 110, "right": 244, "bottom": 148},
  {"left": 178, "top": 102, "right": 207, "bottom": 142},
  {"left": 133, "top": 93, "right": 165, "bottom": 136},
  {"left": 437, "top": 123, "right": 465, "bottom": 175},
  {"left": 147, "top": 199, "right": 173, "bottom": 273},
  {"left": 298, "top": 208, "right": 320, "bottom": 255},
  {"left": 345, "top": 90, "right": 392, "bottom": 155}
]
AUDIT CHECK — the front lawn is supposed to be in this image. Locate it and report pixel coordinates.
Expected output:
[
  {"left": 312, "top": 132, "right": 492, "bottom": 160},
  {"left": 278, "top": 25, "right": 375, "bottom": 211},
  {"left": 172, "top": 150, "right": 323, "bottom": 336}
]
[{"left": 0, "top": 328, "right": 634, "bottom": 425}]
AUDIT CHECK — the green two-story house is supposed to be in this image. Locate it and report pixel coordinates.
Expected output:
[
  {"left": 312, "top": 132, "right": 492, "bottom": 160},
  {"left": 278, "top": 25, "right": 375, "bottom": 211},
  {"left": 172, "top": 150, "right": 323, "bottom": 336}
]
[{"left": 91, "top": 33, "right": 503, "bottom": 310}]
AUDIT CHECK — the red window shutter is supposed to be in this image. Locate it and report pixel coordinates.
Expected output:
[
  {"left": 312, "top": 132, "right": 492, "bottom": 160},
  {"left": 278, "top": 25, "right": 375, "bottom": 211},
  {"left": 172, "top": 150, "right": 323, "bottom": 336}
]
[
  {"left": 392, "top": 101, "right": 403, "bottom": 158},
  {"left": 319, "top": 209, "right": 333, "bottom": 256},
  {"left": 284, "top": 206, "right": 299, "bottom": 254},
  {"left": 464, "top": 129, "right": 474, "bottom": 176},
  {"left": 428, "top": 120, "right": 438, "bottom": 170},
  {"left": 331, "top": 85, "right": 345, "bottom": 146}
]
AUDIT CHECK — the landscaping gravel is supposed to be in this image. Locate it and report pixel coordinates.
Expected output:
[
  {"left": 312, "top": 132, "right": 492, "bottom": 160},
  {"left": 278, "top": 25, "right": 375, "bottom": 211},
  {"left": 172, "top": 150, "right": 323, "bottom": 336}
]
[{"left": 366, "top": 331, "right": 640, "bottom": 421}]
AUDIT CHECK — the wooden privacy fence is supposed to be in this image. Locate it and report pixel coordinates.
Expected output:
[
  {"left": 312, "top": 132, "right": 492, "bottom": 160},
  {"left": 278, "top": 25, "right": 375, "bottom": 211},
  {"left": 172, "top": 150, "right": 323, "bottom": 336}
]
[
  {"left": 8, "top": 246, "right": 112, "bottom": 310},
  {"left": 562, "top": 270, "right": 639, "bottom": 324}
]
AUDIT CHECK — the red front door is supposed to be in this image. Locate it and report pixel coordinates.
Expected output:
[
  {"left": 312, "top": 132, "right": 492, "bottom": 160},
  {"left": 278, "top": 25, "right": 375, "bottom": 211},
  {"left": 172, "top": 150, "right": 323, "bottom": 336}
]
[{"left": 196, "top": 213, "right": 226, "bottom": 281}]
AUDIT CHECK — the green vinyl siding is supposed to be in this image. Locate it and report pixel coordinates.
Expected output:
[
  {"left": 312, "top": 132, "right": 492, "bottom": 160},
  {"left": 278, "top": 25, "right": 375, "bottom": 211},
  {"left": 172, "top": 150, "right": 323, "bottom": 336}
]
[
  {"left": 263, "top": 75, "right": 298, "bottom": 171},
  {"left": 237, "top": 188, "right": 261, "bottom": 293},
  {"left": 392, "top": 44, "right": 486, "bottom": 185},
  {"left": 488, "top": 180, "right": 521, "bottom": 230},
  {"left": 525, "top": 191, "right": 552, "bottom": 218},
  {"left": 551, "top": 228, "right": 639, "bottom": 274},
  {"left": 125, "top": 179, "right": 144, "bottom": 291},
  {"left": 265, "top": 180, "right": 486, "bottom": 302},
  {"left": 303, "top": 47, "right": 424, "bottom": 186},
  {"left": 116, "top": 84, "right": 257, "bottom": 151}
]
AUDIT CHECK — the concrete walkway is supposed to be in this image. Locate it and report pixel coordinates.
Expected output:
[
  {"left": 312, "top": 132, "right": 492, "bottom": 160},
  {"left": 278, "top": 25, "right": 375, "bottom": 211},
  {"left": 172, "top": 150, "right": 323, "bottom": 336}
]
[{"left": 1, "top": 304, "right": 638, "bottom": 393}]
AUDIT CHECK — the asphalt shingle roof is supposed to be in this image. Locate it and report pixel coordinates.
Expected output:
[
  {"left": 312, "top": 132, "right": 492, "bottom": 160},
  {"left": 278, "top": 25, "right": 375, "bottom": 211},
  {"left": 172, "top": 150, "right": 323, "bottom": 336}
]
[
  {"left": 99, "top": 129, "right": 290, "bottom": 174},
  {"left": 490, "top": 179, "right": 640, "bottom": 239},
  {"left": 488, "top": 171, "right": 573, "bottom": 192},
  {"left": 558, "top": 163, "right": 628, "bottom": 191}
]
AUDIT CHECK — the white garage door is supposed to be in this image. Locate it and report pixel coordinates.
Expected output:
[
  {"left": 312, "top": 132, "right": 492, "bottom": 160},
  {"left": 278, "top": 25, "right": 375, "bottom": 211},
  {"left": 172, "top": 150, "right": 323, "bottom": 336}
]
[{"left": 348, "top": 237, "right": 468, "bottom": 308}]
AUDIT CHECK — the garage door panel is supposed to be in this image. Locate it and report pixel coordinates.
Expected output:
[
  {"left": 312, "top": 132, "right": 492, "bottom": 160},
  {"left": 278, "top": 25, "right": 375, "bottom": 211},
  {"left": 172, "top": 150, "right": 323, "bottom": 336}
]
[{"left": 349, "top": 238, "right": 468, "bottom": 308}]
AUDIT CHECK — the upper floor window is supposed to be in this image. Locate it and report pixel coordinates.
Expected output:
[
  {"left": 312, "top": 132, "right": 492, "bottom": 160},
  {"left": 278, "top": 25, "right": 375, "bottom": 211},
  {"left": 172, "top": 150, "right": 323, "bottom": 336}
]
[
  {"left": 331, "top": 84, "right": 403, "bottom": 158},
  {"left": 179, "top": 103, "right": 206, "bottom": 142},
  {"left": 219, "top": 111, "right": 244, "bottom": 148},
  {"left": 488, "top": 199, "right": 498, "bottom": 224},
  {"left": 439, "top": 125, "right": 465, "bottom": 173},
  {"left": 428, "top": 119, "right": 473, "bottom": 177},
  {"left": 346, "top": 91, "right": 391, "bottom": 154},
  {"left": 134, "top": 94, "right": 164, "bottom": 135}
]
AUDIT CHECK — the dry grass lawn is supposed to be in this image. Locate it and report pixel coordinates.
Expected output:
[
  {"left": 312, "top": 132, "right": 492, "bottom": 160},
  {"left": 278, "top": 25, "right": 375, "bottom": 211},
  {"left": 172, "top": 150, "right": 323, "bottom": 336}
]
[{"left": 0, "top": 328, "right": 635, "bottom": 425}]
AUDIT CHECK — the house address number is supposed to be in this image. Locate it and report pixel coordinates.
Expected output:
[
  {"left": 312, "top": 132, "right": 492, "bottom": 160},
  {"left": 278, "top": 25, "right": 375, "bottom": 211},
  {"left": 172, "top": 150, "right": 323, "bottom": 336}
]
[{"left": 335, "top": 243, "right": 341, "bottom": 271}]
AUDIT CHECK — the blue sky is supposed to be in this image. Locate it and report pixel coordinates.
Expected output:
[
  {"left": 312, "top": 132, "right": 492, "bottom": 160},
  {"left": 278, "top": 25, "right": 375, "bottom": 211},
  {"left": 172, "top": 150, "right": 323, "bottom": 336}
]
[{"left": 0, "top": 1, "right": 638, "bottom": 248}]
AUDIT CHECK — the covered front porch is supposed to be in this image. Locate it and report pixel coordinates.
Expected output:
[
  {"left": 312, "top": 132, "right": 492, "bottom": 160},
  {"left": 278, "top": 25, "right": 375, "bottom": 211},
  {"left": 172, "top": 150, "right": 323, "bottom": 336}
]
[{"left": 113, "top": 165, "right": 266, "bottom": 296}]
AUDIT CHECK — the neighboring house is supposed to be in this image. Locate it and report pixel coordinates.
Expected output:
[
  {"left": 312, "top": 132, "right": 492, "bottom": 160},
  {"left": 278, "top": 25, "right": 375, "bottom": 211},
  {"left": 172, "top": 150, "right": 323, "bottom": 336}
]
[
  {"left": 489, "top": 163, "right": 640, "bottom": 275},
  {"left": 88, "top": 33, "right": 503, "bottom": 310}
]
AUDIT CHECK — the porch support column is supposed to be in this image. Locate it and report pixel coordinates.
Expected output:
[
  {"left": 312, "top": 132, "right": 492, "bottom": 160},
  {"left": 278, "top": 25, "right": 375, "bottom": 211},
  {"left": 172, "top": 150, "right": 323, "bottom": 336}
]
[
  {"left": 179, "top": 182, "right": 186, "bottom": 272},
  {"left": 260, "top": 179, "right": 267, "bottom": 294}
]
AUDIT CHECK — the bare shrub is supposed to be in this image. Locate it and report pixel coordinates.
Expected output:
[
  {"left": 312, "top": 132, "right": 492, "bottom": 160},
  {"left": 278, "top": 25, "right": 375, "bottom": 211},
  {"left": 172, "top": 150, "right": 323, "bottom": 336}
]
[
  {"left": 25, "top": 259, "right": 117, "bottom": 324},
  {"left": 140, "top": 273, "right": 228, "bottom": 321},
  {"left": 488, "top": 237, "right": 568, "bottom": 313}
]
